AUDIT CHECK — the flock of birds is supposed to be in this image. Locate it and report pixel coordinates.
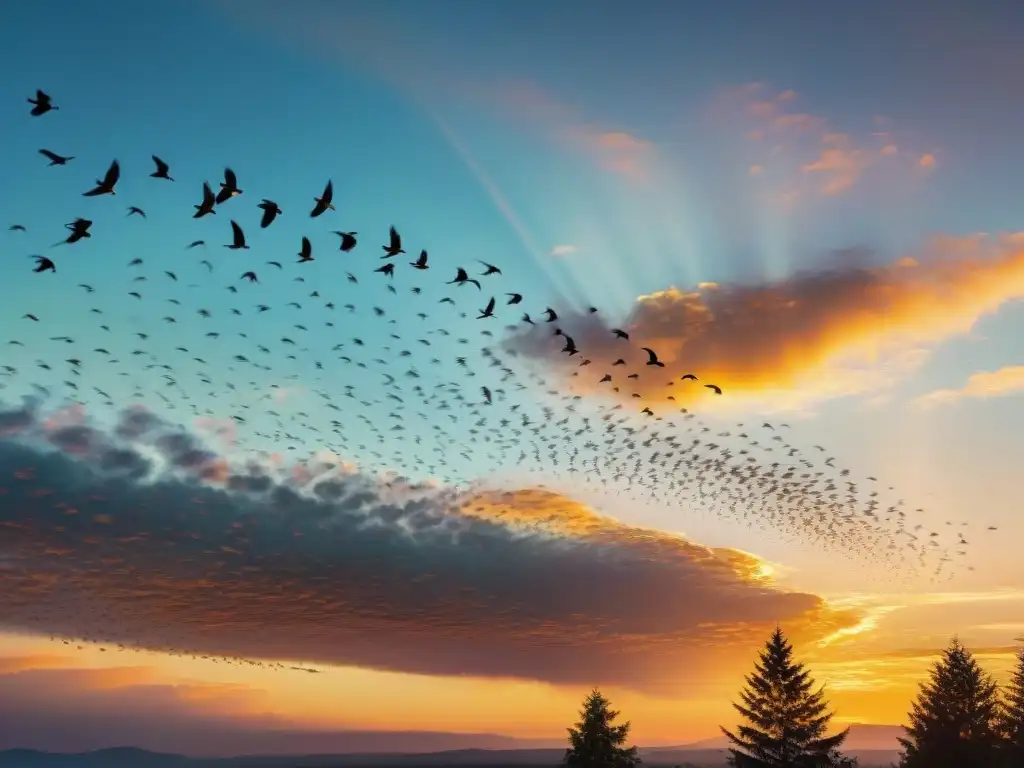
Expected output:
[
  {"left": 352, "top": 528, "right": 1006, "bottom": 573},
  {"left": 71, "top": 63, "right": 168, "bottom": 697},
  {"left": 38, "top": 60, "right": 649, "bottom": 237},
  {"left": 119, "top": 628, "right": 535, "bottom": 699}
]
[{"left": 0, "top": 89, "right": 993, "bottom": 667}]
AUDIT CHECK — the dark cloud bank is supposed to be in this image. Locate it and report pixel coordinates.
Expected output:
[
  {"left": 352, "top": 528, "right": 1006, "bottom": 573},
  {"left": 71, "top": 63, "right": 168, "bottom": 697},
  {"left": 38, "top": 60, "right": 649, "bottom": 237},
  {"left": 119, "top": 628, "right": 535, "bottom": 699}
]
[{"left": 0, "top": 399, "right": 854, "bottom": 692}]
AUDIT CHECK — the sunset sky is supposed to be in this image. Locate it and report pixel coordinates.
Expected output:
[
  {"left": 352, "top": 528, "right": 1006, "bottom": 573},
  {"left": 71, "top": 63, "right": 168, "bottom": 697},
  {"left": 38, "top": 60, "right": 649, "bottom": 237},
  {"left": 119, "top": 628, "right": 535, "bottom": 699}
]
[{"left": 2, "top": 0, "right": 1024, "bottom": 756}]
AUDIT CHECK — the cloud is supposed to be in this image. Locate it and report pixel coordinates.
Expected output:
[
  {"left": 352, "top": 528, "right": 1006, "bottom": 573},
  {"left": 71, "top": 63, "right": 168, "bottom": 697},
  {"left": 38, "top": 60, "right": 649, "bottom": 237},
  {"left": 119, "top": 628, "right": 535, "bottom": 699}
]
[
  {"left": 711, "top": 83, "right": 935, "bottom": 200},
  {"left": 0, "top": 401, "right": 858, "bottom": 693},
  {"left": 914, "top": 365, "right": 1024, "bottom": 408},
  {"left": 550, "top": 244, "right": 578, "bottom": 258},
  {"left": 503, "top": 233, "right": 1024, "bottom": 413}
]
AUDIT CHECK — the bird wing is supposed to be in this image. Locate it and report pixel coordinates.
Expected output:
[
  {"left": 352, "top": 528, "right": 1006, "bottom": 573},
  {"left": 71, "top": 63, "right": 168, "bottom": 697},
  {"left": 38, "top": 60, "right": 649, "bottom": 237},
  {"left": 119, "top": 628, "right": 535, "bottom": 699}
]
[
  {"left": 103, "top": 160, "right": 120, "bottom": 186},
  {"left": 389, "top": 226, "right": 400, "bottom": 248},
  {"left": 39, "top": 149, "right": 59, "bottom": 161},
  {"left": 231, "top": 220, "right": 245, "bottom": 243},
  {"left": 153, "top": 155, "right": 169, "bottom": 173},
  {"left": 224, "top": 168, "right": 237, "bottom": 187}
]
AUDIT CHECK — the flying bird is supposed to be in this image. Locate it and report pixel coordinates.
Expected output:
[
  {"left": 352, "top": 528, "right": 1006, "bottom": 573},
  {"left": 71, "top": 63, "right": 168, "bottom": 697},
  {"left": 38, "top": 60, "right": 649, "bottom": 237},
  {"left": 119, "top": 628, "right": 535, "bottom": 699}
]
[
  {"left": 193, "top": 182, "right": 217, "bottom": 218},
  {"left": 32, "top": 255, "right": 56, "bottom": 273},
  {"left": 127, "top": 206, "right": 146, "bottom": 218},
  {"left": 297, "top": 237, "right": 314, "bottom": 263},
  {"left": 642, "top": 347, "right": 664, "bottom": 367},
  {"left": 334, "top": 231, "right": 357, "bottom": 252},
  {"left": 150, "top": 156, "right": 173, "bottom": 180},
  {"left": 82, "top": 160, "right": 120, "bottom": 196},
  {"left": 705, "top": 384, "right": 723, "bottom": 395},
  {"left": 410, "top": 250, "right": 429, "bottom": 269},
  {"left": 310, "top": 180, "right": 335, "bottom": 217},
  {"left": 447, "top": 268, "right": 481, "bottom": 290},
  {"left": 477, "top": 297, "right": 496, "bottom": 319},
  {"left": 38, "top": 149, "right": 73, "bottom": 166},
  {"left": 382, "top": 226, "right": 404, "bottom": 258},
  {"left": 216, "top": 168, "right": 242, "bottom": 204},
  {"left": 258, "top": 199, "right": 282, "bottom": 228},
  {"left": 28, "top": 89, "right": 57, "bottom": 116},
  {"left": 225, "top": 220, "right": 249, "bottom": 250},
  {"left": 479, "top": 261, "right": 501, "bottom": 276}
]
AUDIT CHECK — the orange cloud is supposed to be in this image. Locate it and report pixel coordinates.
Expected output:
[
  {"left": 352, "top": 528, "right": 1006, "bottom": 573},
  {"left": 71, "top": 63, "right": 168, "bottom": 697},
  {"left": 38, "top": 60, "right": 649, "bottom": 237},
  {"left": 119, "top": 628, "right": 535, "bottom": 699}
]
[
  {"left": 915, "top": 365, "right": 1024, "bottom": 408},
  {"left": 505, "top": 233, "right": 1024, "bottom": 412}
]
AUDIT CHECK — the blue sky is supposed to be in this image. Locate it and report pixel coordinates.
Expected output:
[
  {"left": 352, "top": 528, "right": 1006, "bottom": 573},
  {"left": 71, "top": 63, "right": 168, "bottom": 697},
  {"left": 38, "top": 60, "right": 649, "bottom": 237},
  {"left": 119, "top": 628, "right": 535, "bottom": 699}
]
[{"left": 2, "top": 0, "right": 1024, "bottom": 593}]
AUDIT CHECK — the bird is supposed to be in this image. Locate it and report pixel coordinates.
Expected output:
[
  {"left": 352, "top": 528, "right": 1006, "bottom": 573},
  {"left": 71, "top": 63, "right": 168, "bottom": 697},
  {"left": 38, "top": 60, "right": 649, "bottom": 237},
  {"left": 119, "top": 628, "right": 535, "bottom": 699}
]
[
  {"left": 382, "top": 226, "right": 404, "bottom": 258},
  {"left": 410, "top": 250, "right": 429, "bottom": 269},
  {"left": 479, "top": 261, "right": 502, "bottom": 276},
  {"left": 705, "top": 384, "right": 723, "bottom": 395},
  {"left": 127, "top": 206, "right": 146, "bottom": 218},
  {"left": 225, "top": 221, "right": 249, "bottom": 250},
  {"left": 32, "top": 255, "right": 56, "bottom": 273},
  {"left": 150, "top": 156, "right": 173, "bottom": 181},
  {"left": 612, "top": 329, "right": 629, "bottom": 339},
  {"left": 241, "top": 272, "right": 259, "bottom": 283},
  {"left": 506, "top": 293, "right": 522, "bottom": 305},
  {"left": 38, "top": 149, "right": 73, "bottom": 166},
  {"left": 375, "top": 263, "right": 395, "bottom": 278},
  {"left": 334, "top": 231, "right": 357, "bottom": 252},
  {"left": 448, "top": 268, "right": 481, "bottom": 290},
  {"left": 82, "top": 160, "right": 120, "bottom": 196},
  {"left": 60, "top": 218, "right": 93, "bottom": 245},
  {"left": 258, "top": 200, "right": 282, "bottom": 228},
  {"left": 297, "top": 237, "right": 314, "bottom": 263},
  {"left": 186, "top": 240, "right": 205, "bottom": 249},
  {"left": 216, "top": 168, "right": 242, "bottom": 204},
  {"left": 477, "top": 297, "right": 496, "bottom": 319},
  {"left": 310, "top": 180, "right": 335, "bottom": 217},
  {"left": 28, "top": 89, "right": 57, "bottom": 116},
  {"left": 680, "top": 373, "right": 698, "bottom": 381},
  {"left": 642, "top": 347, "right": 664, "bottom": 367},
  {"left": 193, "top": 182, "right": 217, "bottom": 218}
]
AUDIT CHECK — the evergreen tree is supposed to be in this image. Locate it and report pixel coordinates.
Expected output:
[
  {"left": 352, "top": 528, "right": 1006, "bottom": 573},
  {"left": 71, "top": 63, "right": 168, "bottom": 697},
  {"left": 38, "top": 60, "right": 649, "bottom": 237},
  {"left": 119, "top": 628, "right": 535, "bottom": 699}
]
[
  {"left": 720, "top": 627, "right": 850, "bottom": 767},
  {"left": 563, "top": 688, "right": 641, "bottom": 768},
  {"left": 996, "top": 647, "right": 1024, "bottom": 767},
  {"left": 898, "top": 637, "right": 1001, "bottom": 768}
]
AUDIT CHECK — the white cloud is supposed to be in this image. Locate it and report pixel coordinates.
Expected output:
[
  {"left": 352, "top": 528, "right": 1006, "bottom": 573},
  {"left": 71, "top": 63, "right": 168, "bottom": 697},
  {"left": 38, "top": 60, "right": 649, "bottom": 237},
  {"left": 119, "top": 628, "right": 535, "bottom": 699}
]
[{"left": 550, "top": 244, "right": 577, "bottom": 258}]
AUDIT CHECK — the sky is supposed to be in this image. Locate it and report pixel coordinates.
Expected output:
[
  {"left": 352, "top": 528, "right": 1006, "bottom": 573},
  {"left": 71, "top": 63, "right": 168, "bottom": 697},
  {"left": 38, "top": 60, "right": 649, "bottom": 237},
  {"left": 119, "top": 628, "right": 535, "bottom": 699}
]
[{"left": 2, "top": 0, "right": 1024, "bottom": 755}]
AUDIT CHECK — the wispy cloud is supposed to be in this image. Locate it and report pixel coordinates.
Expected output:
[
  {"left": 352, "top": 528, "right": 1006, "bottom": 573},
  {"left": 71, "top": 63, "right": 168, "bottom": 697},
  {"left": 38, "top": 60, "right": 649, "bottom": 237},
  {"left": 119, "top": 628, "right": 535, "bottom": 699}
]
[
  {"left": 0, "top": 401, "right": 857, "bottom": 693},
  {"left": 914, "top": 365, "right": 1024, "bottom": 408},
  {"left": 550, "top": 244, "right": 578, "bottom": 258},
  {"left": 711, "top": 83, "right": 937, "bottom": 201}
]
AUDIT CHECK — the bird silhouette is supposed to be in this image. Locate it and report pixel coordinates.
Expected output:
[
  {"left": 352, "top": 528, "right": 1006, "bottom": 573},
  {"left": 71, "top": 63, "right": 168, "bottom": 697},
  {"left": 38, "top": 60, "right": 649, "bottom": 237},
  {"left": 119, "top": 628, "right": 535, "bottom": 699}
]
[
  {"left": 382, "top": 226, "right": 405, "bottom": 258},
  {"left": 258, "top": 199, "right": 282, "bottom": 228},
  {"left": 150, "top": 156, "right": 173, "bottom": 181},
  {"left": 310, "top": 180, "right": 335, "bottom": 218},
  {"left": 82, "top": 160, "right": 120, "bottom": 196},
  {"left": 225, "top": 221, "right": 249, "bottom": 250},
  {"left": 38, "top": 149, "right": 73, "bottom": 166},
  {"left": 215, "top": 168, "right": 242, "bottom": 204},
  {"left": 28, "top": 89, "right": 57, "bottom": 116}
]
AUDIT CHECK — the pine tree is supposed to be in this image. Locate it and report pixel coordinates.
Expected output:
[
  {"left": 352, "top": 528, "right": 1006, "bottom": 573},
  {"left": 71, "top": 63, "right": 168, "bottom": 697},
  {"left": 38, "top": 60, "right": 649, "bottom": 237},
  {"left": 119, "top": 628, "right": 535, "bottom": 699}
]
[
  {"left": 563, "top": 688, "right": 641, "bottom": 768},
  {"left": 720, "top": 627, "right": 850, "bottom": 767},
  {"left": 996, "top": 647, "right": 1024, "bottom": 767},
  {"left": 898, "top": 637, "right": 1001, "bottom": 768}
]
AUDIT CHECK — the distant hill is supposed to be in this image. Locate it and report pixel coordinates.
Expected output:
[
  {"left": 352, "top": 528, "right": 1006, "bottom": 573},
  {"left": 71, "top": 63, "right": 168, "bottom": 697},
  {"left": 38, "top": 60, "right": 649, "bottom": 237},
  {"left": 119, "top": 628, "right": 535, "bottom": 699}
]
[{"left": 0, "top": 724, "right": 905, "bottom": 768}]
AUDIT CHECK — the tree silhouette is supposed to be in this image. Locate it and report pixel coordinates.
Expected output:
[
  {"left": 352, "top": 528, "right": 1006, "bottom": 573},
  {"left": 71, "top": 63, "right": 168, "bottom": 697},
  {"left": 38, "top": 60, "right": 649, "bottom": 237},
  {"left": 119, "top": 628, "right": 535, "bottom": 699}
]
[
  {"left": 720, "top": 627, "right": 850, "bottom": 767},
  {"left": 563, "top": 688, "right": 641, "bottom": 768},
  {"left": 997, "top": 647, "right": 1024, "bottom": 767},
  {"left": 898, "top": 637, "right": 1001, "bottom": 768}
]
